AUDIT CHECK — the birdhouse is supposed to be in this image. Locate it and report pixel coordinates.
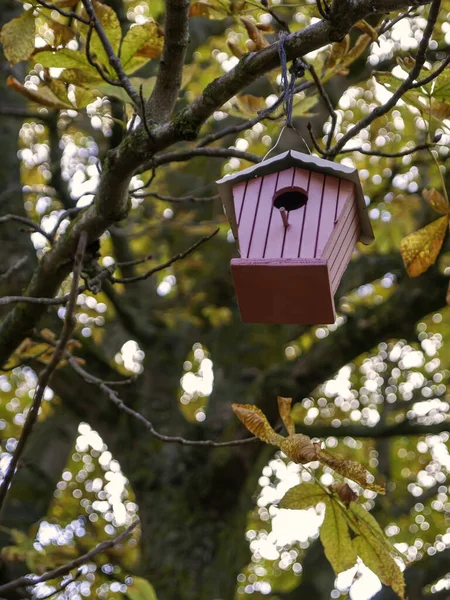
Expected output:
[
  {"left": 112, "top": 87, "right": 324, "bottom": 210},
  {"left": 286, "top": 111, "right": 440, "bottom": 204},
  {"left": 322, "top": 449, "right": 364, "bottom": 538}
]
[{"left": 217, "top": 150, "right": 374, "bottom": 325}]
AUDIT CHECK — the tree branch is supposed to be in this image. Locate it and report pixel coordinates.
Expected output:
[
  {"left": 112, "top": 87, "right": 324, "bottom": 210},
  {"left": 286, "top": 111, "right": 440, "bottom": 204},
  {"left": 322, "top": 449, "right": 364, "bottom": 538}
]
[
  {"left": 146, "top": 0, "right": 191, "bottom": 123},
  {"left": 110, "top": 227, "right": 220, "bottom": 284},
  {"left": 81, "top": 0, "right": 140, "bottom": 105},
  {"left": 0, "top": 520, "right": 138, "bottom": 595},
  {"left": 0, "top": 0, "right": 434, "bottom": 368},
  {"left": 0, "top": 232, "right": 87, "bottom": 513}
]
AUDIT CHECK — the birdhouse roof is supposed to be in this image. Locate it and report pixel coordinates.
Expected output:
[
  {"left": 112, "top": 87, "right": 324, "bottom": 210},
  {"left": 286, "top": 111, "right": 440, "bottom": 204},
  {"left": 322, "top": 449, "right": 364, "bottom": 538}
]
[{"left": 217, "top": 150, "right": 374, "bottom": 245}]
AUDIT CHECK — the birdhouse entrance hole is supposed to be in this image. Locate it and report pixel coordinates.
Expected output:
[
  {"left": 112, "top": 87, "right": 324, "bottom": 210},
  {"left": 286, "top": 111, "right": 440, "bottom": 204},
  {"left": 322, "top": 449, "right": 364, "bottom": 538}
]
[{"left": 273, "top": 186, "right": 308, "bottom": 212}]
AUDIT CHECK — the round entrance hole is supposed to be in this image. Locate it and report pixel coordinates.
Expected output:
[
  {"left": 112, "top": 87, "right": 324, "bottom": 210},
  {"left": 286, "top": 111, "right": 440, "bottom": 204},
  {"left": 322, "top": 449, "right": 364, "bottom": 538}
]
[{"left": 273, "top": 186, "right": 308, "bottom": 212}]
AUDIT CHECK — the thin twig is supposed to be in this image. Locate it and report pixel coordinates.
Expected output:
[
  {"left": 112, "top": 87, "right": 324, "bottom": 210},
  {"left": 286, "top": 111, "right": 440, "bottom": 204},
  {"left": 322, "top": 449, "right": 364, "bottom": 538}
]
[
  {"left": 196, "top": 82, "right": 311, "bottom": 148},
  {"left": 34, "top": 0, "right": 90, "bottom": 23},
  {"left": 0, "top": 107, "right": 51, "bottom": 122},
  {"left": 337, "top": 141, "right": 434, "bottom": 157},
  {"left": 38, "top": 571, "right": 82, "bottom": 600},
  {"left": 51, "top": 207, "right": 85, "bottom": 239},
  {"left": 0, "top": 215, "right": 53, "bottom": 243},
  {"left": 66, "top": 350, "right": 261, "bottom": 447},
  {"left": 0, "top": 520, "right": 138, "bottom": 594},
  {"left": 0, "top": 257, "right": 28, "bottom": 283},
  {"left": 307, "top": 62, "right": 337, "bottom": 151},
  {"left": 138, "top": 147, "right": 262, "bottom": 175},
  {"left": 130, "top": 191, "right": 219, "bottom": 203},
  {"left": 326, "top": 0, "right": 442, "bottom": 157},
  {"left": 85, "top": 19, "right": 119, "bottom": 87},
  {"left": 81, "top": 0, "right": 140, "bottom": 105},
  {"left": 378, "top": 7, "right": 415, "bottom": 35},
  {"left": 0, "top": 232, "right": 87, "bottom": 513},
  {"left": 411, "top": 54, "right": 450, "bottom": 88},
  {"left": 111, "top": 228, "right": 220, "bottom": 284}
]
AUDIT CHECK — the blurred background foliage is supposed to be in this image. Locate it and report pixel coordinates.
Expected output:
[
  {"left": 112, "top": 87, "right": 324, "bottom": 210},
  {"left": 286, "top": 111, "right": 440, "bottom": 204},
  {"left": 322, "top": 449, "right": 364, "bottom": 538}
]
[{"left": 1, "top": 0, "right": 450, "bottom": 599}]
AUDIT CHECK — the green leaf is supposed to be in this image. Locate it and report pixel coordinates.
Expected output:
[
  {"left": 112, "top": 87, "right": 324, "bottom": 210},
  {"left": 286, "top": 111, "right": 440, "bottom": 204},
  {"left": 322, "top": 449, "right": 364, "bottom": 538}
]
[
  {"left": 348, "top": 502, "right": 386, "bottom": 540},
  {"left": 127, "top": 576, "right": 158, "bottom": 600},
  {"left": 353, "top": 536, "right": 405, "bottom": 600},
  {"left": 93, "top": 77, "right": 156, "bottom": 103},
  {"left": 0, "top": 9, "right": 35, "bottom": 65},
  {"left": 34, "top": 48, "right": 92, "bottom": 69},
  {"left": 320, "top": 499, "right": 357, "bottom": 575},
  {"left": 76, "top": 1, "right": 121, "bottom": 75},
  {"left": 120, "top": 21, "right": 164, "bottom": 74},
  {"left": 291, "top": 95, "right": 318, "bottom": 118},
  {"left": 280, "top": 483, "right": 328, "bottom": 510}
]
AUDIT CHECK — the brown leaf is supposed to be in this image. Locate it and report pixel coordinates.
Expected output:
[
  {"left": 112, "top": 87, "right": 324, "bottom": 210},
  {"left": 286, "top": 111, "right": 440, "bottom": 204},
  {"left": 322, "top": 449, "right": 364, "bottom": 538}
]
[
  {"left": 235, "top": 94, "right": 266, "bottom": 115},
  {"left": 326, "top": 36, "right": 350, "bottom": 71},
  {"left": 355, "top": 20, "right": 378, "bottom": 41},
  {"left": 279, "top": 434, "right": 319, "bottom": 463},
  {"left": 6, "top": 76, "right": 73, "bottom": 109},
  {"left": 400, "top": 215, "right": 449, "bottom": 277},
  {"left": 190, "top": 1, "right": 227, "bottom": 18},
  {"left": 232, "top": 404, "right": 283, "bottom": 445},
  {"left": 240, "top": 17, "right": 269, "bottom": 50},
  {"left": 330, "top": 482, "right": 358, "bottom": 506},
  {"left": 227, "top": 39, "right": 244, "bottom": 58},
  {"left": 423, "top": 188, "right": 449, "bottom": 215},
  {"left": 277, "top": 396, "right": 295, "bottom": 436},
  {"left": 318, "top": 448, "right": 386, "bottom": 494}
]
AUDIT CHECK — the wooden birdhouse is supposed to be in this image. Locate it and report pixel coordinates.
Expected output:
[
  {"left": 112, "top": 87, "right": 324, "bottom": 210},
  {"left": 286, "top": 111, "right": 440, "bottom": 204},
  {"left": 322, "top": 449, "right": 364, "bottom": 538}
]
[{"left": 217, "top": 150, "right": 374, "bottom": 325}]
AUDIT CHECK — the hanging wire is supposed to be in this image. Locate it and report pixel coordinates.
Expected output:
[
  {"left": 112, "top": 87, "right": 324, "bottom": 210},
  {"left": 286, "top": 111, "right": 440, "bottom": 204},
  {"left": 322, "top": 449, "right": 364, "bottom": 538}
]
[{"left": 263, "top": 33, "right": 310, "bottom": 159}]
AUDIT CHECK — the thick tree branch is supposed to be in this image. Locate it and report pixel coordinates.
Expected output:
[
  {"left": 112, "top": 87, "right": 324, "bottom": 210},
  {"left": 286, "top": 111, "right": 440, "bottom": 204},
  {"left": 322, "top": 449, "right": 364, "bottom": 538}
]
[{"left": 146, "top": 0, "right": 191, "bottom": 123}]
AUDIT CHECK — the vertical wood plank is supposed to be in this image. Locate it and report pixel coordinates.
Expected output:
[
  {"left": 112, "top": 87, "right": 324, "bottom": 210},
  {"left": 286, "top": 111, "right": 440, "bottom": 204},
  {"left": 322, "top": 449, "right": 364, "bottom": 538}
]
[
  {"left": 237, "top": 177, "right": 262, "bottom": 258},
  {"left": 282, "top": 168, "right": 309, "bottom": 258},
  {"left": 264, "top": 168, "right": 294, "bottom": 258},
  {"left": 331, "top": 218, "right": 360, "bottom": 294},
  {"left": 299, "top": 171, "right": 325, "bottom": 258},
  {"left": 248, "top": 172, "right": 279, "bottom": 258},
  {"left": 315, "top": 175, "right": 340, "bottom": 258},
  {"left": 335, "top": 180, "right": 354, "bottom": 221},
  {"left": 234, "top": 181, "right": 247, "bottom": 226}
]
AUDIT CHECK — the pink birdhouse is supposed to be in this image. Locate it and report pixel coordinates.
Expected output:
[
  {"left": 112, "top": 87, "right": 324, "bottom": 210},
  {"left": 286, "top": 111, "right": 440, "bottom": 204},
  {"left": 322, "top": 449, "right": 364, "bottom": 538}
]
[{"left": 217, "top": 150, "right": 374, "bottom": 325}]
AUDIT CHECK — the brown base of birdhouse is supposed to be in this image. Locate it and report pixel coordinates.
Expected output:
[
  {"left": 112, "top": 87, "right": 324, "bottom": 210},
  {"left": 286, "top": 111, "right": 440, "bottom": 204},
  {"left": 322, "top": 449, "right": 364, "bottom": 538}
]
[{"left": 231, "top": 258, "right": 336, "bottom": 325}]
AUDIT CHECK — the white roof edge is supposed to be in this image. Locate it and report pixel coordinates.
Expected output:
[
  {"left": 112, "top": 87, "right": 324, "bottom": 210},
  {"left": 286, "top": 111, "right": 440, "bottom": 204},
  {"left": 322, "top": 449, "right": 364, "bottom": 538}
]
[{"left": 216, "top": 150, "right": 374, "bottom": 245}]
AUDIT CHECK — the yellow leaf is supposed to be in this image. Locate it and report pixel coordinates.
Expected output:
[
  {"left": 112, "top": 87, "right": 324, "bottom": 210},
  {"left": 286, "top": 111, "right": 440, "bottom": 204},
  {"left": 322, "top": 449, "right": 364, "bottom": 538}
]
[
  {"left": 423, "top": 188, "right": 449, "bottom": 215},
  {"left": 277, "top": 396, "right": 295, "bottom": 436},
  {"left": 400, "top": 215, "right": 449, "bottom": 277},
  {"left": 320, "top": 498, "right": 358, "bottom": 574},
  {"left": 279, "top": 483, "right": 328, "bottom": 510},
  {"left": 232, "top": 404, "right": 283, "bottom": 445},
  {"left": 120, "top": 21, "right": 164, "bottom": 74},
  {"left": 0, "top": 9, "right": 35, "bottom": 65},
  {"left": 318, "top": 448, "right": 385, "bottom": 494},
  {"left": 7, "top": 76, "right": 73, "bottom": 109}
]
